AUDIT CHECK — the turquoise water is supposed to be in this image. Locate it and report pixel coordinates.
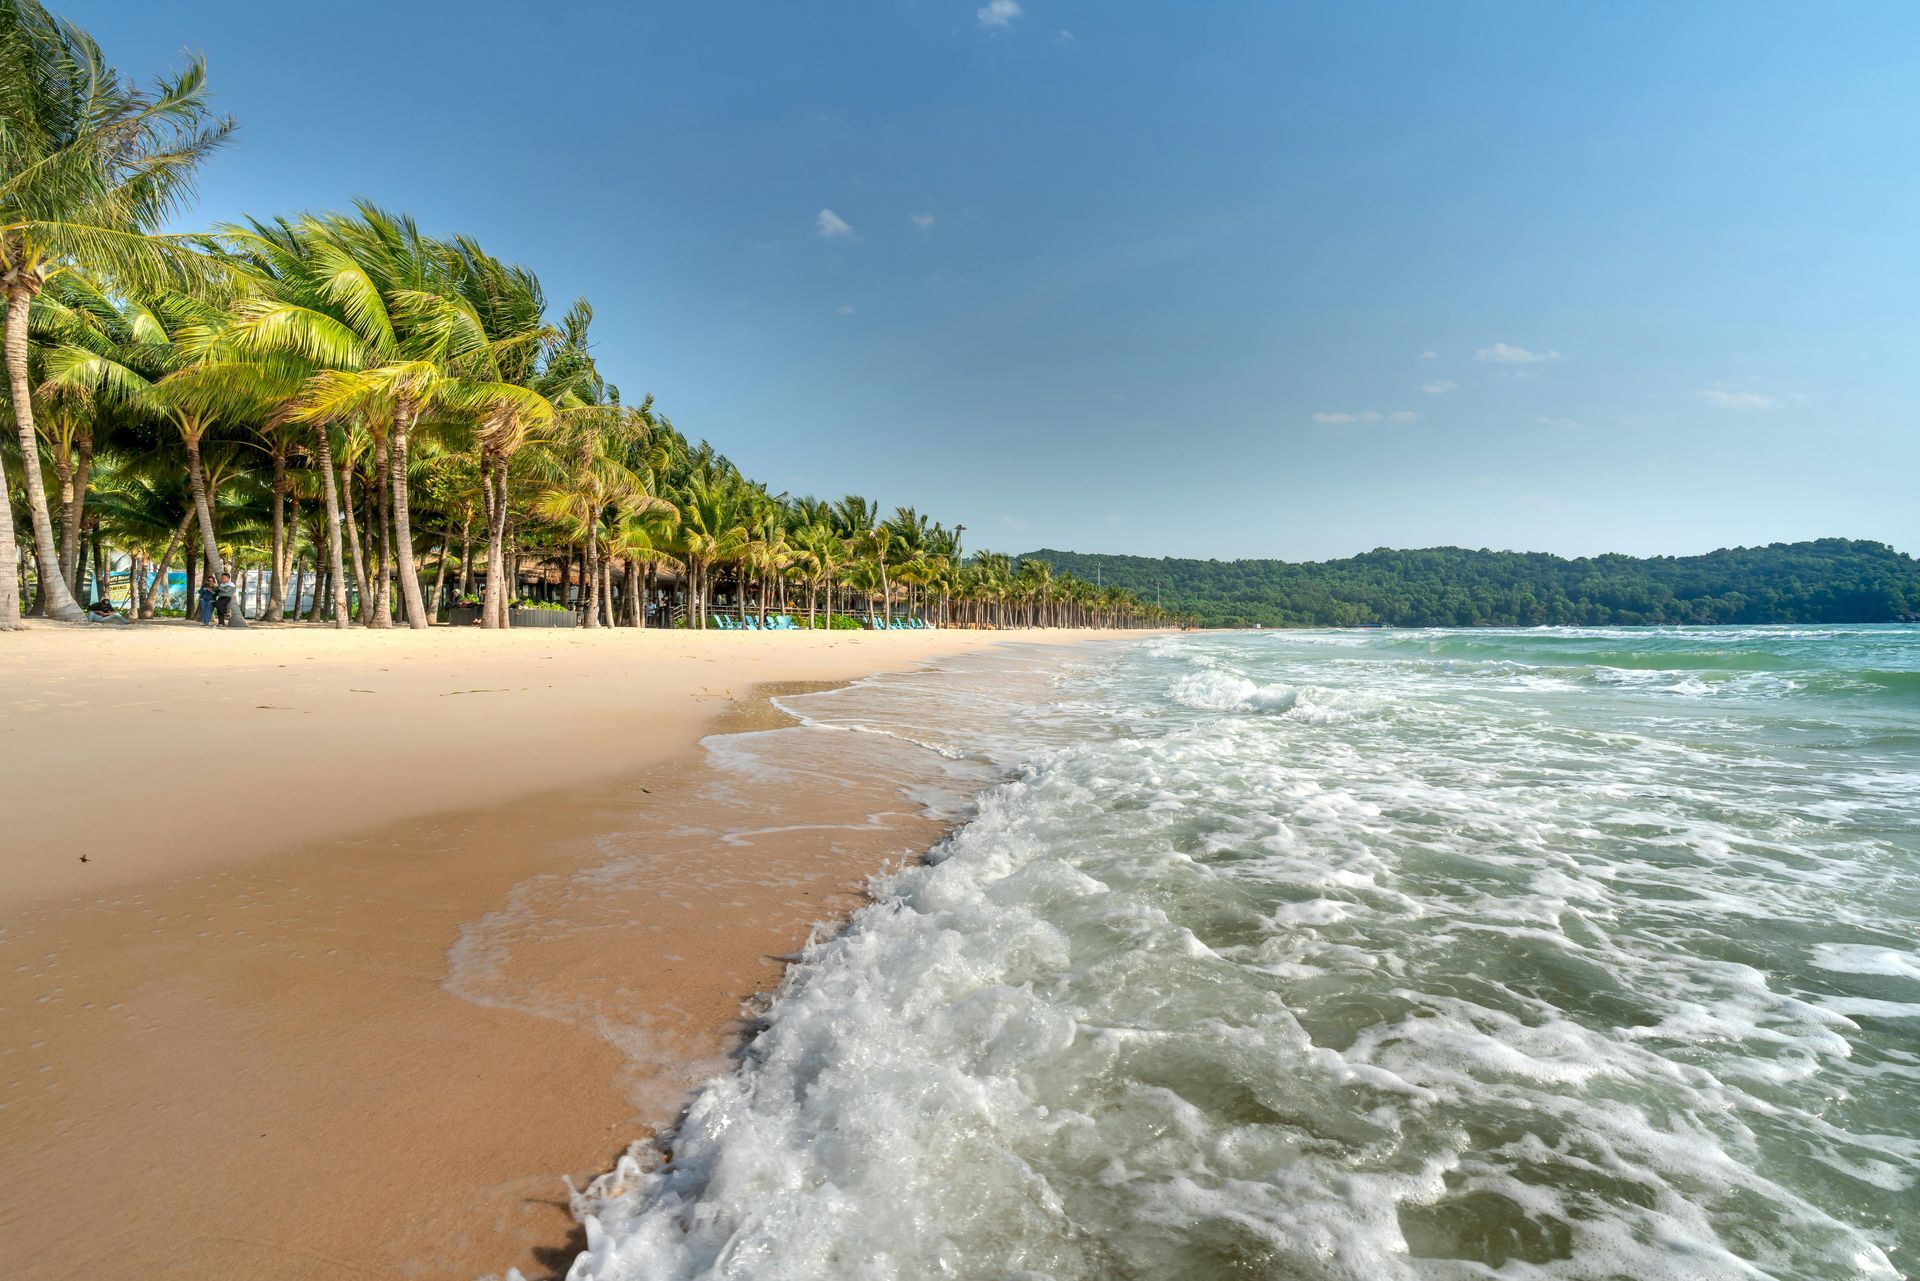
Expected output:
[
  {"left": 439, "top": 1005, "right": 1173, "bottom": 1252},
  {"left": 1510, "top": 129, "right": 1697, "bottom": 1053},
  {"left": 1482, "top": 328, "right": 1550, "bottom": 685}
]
[{"left": 563, "top": 627, "right": 1919, "bottom": 1281}]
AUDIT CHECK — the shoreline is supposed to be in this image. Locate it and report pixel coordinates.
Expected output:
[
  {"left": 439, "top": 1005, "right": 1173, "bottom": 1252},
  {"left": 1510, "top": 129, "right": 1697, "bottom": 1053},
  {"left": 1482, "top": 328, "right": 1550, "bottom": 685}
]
[{"left": 0, "top": 625, "right": 1140, "bottom": 1279}]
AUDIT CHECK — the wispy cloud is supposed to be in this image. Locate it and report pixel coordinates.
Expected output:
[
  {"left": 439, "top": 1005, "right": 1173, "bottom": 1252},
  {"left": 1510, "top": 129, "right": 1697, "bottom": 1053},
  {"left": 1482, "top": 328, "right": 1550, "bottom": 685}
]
[
  {"left": 1697, "top": 386, "right": 1782, "bottom": 410},
  {"left": 816, "top": 208, "right": 856, "bottom": 239},
  {"left": 1417, "top": 350, "right": 1438, "bottom": 361},
  {"left": 977, "top": 0, "right": 1021, "bottom": 28},
  {"left": 1053, "top": 29, "right": 1076, "bottom": 46},
  {"left": 1475, "top": 342, "right": 1560, "bottom": 364},
  {"left": 835, "top": 304, "right": 856, "bottom": 316},
  {"left": 1313, "top": 410, "right": 1417, "bottom": 425},
  {"left": 1421, "top": 380, "right": 1457, "bottom": 395},
  {"left": 909, "top": 211, "right": 935, "bottom": 233},
  {"left": 1002, "top": 513, "right": 1028, "bottom": 530},
  {"left": 1536, "top": 416, "right": 1582, "bottom": 430}
]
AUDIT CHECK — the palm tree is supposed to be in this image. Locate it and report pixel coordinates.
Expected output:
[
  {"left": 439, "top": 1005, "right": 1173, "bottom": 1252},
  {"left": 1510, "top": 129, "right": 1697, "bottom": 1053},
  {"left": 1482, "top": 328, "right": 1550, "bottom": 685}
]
[
  {"left": 440, "top": 242, "right": 562, "bottom": 628},
  {"left": 0, "top": 0, "right": 229, "bottom": 625},
  {"left": 90, "top": 466, "right": 190, "bottom": 615},
  {"left": 222, "top": 207, "right": 469, "bottom": 628},
  {"left": 788, "top": 521, "right": 844, "bottom": 627},
  {"left": 834, "top": 495, "right": 897, "bottom": 626},
  {"left": 605, "top": 503, "right": 680, "bottom": 627},
  {"left": 670, "top": 465, "right": 751, "bottom": 628}
]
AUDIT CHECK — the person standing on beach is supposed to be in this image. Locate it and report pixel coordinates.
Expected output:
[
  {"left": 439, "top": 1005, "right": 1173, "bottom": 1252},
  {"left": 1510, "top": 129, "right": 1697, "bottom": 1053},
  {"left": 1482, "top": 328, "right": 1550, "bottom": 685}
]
[
  {"left": 197, "top": 581, "right": 217, "bottom": 626},
  {"left": 214, "top": 573, "right": 237, "bottom": 627}
]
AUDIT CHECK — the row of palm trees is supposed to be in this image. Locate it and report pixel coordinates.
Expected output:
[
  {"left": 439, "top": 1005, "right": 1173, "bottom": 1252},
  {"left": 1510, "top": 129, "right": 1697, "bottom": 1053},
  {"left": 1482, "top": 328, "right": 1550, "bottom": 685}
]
[{"left": 0, "top": 0, "right": 1184, "bottom": 634}]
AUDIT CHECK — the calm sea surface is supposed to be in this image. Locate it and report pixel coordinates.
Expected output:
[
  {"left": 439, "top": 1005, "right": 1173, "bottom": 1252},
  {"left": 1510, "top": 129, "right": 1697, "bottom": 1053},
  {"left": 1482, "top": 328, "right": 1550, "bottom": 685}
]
[{"left": 559, "top": 627, "right": 1920, "bottom": 1281}]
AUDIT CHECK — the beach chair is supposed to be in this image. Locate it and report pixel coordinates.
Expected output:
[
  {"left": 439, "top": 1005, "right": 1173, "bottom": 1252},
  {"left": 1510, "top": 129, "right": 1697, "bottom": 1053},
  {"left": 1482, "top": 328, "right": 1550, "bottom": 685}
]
[
  {"left": 774, "top": 615, "right": 796, "bottom": 630},
  {"left": 712, "top": 615, "right": 733, "bottom": 630}
]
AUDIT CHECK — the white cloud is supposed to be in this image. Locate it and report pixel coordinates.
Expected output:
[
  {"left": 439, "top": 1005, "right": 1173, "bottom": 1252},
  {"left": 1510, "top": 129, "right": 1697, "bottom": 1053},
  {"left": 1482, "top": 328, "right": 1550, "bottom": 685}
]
[
  {"left": 1053, "top": 29, "right": 1076, "bottom": 45},
  {"left": 1697, "top": 387, "right": 1782, "bottom": 410},
  {"left": 1474, "top": 342, "right": 1560, "bottom": 364},
  {"left": 835, "top": 304, "right": 856, "bottom": 316},
  {"left": 1002, "top": 513, "right": 1028, "bottom": 530},
  {"left": 1418, "top": 350, "right": 1438, "bottom": 360},
  {"left": 977, "top": 0, "right": 1021, "bottom": 28},
  {"left": 1313, "top": 410, "right": 1416, "bottom": 425},
  {"left": 1421, "top": 380, "right": 1457, "bottom": 395},
  {"left": 1106, "top": 513, "right": 1121, "bottom": 526},
  {"left": 1536, "top": 416, "right": 1582, "bottom": 430},
  {"left": 910, "top": 212, "right": 935, "bottom": 233},
  {"left": 816, "top": 208, "right": 855, "bottom": 239}
]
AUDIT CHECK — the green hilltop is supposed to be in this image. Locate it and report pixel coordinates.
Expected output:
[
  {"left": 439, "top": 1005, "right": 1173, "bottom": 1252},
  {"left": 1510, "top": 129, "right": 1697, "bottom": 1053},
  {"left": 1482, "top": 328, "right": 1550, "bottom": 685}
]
[{"left": 1023, "top": 539, "right": 1920, "bottom": 628}]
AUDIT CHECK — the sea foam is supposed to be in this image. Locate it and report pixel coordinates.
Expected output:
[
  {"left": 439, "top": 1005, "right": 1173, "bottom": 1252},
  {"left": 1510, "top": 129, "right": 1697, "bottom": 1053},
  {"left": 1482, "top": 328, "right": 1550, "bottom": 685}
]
[{"left": 526, "top": 627, "right": 1919, "bottom": 1281}]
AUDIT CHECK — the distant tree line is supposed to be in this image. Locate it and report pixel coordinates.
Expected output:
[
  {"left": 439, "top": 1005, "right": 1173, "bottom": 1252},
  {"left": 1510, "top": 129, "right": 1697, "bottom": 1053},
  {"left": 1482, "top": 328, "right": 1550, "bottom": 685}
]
[{"left": 1025, "top": 540, "right": 1920, "bottom": 628}]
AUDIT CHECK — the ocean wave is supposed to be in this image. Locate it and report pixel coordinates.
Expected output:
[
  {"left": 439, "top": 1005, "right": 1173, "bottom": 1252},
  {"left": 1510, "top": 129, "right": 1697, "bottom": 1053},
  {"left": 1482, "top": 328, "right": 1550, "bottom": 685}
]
[
  {"left": 528, "top": 626, "right": 1920, "bottom": 1281},
  {"left": 1167, "top": 669, "right": 1300, "bottom": 714}
]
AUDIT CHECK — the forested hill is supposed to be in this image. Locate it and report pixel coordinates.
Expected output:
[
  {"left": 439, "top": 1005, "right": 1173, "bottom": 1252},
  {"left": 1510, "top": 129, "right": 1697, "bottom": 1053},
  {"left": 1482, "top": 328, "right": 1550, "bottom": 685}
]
[{"left": 1023, "top": 540, "right": 1920, "bottom": 628}]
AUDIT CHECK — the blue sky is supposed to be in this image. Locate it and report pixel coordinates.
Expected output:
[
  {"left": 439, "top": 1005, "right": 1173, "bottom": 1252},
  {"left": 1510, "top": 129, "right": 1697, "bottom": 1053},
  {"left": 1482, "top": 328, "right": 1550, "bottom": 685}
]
[{"left": 74, "top": 1, "right": 1919, "bottom": 561}]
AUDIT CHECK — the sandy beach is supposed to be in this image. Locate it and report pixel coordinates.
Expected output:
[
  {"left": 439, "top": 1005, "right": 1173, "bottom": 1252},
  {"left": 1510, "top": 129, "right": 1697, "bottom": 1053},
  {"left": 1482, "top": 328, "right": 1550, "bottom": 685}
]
[{"left": 0, "top": 622, "right": 1125, "bottom": 1280}]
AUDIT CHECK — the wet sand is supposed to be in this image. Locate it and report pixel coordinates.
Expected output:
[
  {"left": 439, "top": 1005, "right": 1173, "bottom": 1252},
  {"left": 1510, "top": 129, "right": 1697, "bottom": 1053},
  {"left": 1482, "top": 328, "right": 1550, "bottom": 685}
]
[{"left": 0, "top": 623, "right": 1122, "bottom": 1279}]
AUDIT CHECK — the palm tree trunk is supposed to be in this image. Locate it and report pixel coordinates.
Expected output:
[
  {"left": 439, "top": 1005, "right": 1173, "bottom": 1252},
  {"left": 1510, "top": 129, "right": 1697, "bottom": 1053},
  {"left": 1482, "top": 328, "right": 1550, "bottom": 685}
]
[
  {"left": 52, "top": 453, "right": 75, "bottom": 591},
  {"left": 315, "top": 428, "right": 352, "bottom": 629},
  {"left": 142, "top": 509, "right": 191, "bottom": 618},
  {"left": 309, "top": 563, "right": 329, "bottom": 623},
  {"left": 340, "top": 459, "right": 369, "bottom": 621},
  {"left": 90, "top": 528, "right": 106, "bottom": 606},
  {"left": 428, "top": 534, "right": 450, "bottom": 620},
  {"left": 504, "top": 518, "right": 519, "bottom": 628},
  {"left": 183, "top": 431, "right": 246, "bottom": 629},
  {"left": 481, "top": 453, "right": 509, "bottom": 629},
  {"left": 5, "top": 282, "right": 83, "bottom": 621},
  {"left": 457, "top": 519, "right": 473, "bottom": 600},
  {"left": 0, "top": 439, "right": 18, "bottom": 628},
  {"left": 368, "top": 436, "right": 393, "bottom": 628},
  {"left": 582, "top": 530, "right": 601, "bottom": 629},
  {"left": 264, "top": 441, "right": 289, "bottom": 621},
  {"left": 389, "top": 404, "right": 429, "bottom": 630},
  {"left": 58, "top": 433, "right": 91, "bottom": 596}
]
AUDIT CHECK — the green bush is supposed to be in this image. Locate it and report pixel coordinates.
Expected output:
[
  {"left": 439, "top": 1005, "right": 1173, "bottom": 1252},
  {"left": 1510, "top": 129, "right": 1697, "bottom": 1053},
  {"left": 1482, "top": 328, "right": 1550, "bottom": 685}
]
[{"left": 511, "top": 599, "right": 570, "bottom": 612}]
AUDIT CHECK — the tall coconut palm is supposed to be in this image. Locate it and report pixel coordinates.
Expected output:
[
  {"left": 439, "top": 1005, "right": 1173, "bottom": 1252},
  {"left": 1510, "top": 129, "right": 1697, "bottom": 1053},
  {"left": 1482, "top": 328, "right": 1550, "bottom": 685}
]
[
  {"left": 221, "top": 207, "right": 472, "bottom": 628},
  {"left": 834, "top": 495, "right": 896, "bottom": 626},
  {"left": 789, "top": 521, "right": 845, "bottom": 627},
  {"left": 528, "top": 409, "right": 646, "bottom": 629},
  {"left": 438, "top": 240, "right": 562, "bottom": 628},
  {"left": 671, "top": 469, "right": 751, "bottom": 629},
  {"left": 0, "top": 0, "right": 229, "bottom": 626},
  {"left": 606, "top": 503, "right": 680, "bottom": 627}
]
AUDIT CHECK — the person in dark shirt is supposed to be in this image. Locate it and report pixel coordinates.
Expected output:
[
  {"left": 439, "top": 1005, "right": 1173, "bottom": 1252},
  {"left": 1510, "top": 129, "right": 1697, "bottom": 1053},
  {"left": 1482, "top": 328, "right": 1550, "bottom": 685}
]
[{"left": 214, "top": 573, "right": 237, "bottom": 626}]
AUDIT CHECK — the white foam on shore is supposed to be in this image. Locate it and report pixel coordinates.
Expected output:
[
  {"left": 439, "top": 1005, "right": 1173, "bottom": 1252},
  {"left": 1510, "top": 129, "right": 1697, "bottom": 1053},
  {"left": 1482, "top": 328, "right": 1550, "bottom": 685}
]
[{"left": 518, "top": 627, "right": 1918, "bottom": 1281}]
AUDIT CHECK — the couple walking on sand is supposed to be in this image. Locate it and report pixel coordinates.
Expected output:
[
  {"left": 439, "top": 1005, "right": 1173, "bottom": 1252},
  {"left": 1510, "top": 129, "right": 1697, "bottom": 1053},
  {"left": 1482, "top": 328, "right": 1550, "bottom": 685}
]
[{"left": 197, "top": 573, "right": 238, "bottom": 626}]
